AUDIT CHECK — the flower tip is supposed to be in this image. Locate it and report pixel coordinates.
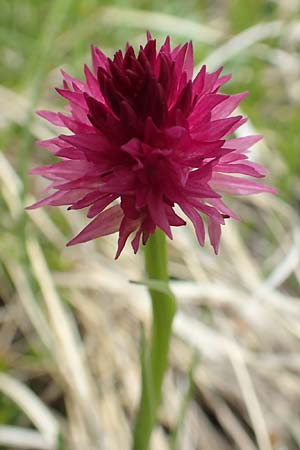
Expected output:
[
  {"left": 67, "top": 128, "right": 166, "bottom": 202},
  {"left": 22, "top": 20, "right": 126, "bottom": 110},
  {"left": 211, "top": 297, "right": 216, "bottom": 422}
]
[
  {"left": 66, "top": 239, "right": 75, "bottom": 247},
  {"left": 268, "top": 186, "right": 278, "bottom": 195},
  {"left": 114, "top": 247, "right": 122, "bottom": 260},
  {"left": 146, "top": 31, "right": 153, "bottom": 41},
  {"left": 55, "top": 87, "right": 63, "bottom": 96}
]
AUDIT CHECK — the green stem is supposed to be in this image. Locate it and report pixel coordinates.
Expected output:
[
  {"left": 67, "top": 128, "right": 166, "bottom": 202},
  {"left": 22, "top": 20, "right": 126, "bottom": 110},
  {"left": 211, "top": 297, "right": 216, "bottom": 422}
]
[{"left": 132, "top": 229, "right": 177, "bottom": 450}]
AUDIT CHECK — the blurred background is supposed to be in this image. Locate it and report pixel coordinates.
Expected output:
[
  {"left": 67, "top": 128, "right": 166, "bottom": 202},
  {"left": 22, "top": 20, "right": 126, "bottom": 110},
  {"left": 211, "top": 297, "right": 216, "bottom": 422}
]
[{"left": 0, "top": 1, "right": 300, "bottom": 449}]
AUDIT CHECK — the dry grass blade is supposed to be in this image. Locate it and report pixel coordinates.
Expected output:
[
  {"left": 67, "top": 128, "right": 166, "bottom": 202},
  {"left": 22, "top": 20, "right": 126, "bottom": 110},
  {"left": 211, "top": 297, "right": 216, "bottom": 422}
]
[
  {"left": 0, "top": 148, "right": 65, "bottom": 248},
  {"left": 0, "top": 426, "right": 55, "bottom": 450},
  {"left": 26, "top": 237, "right": 104, "bottom": 447},
  {"left": 225, "top": 343, "right": 273, "bottom": 450},
  {"left": 1, "top": 3, "right": 300, "bottom": 449},
  {"left": 0, "top": 152, "right": 23, "bottom": 218},
  {"left": 206, "top": 393, "right": 257, "bottom": 450},
  {"left": 0, "top": 374, "right": 59, "bottom": 448},
  {"left": 261, "top": 227, "right": 300, "bottom": 289},
  {"left": 4, "top": 260, "right": 53, "bottom": 351}
]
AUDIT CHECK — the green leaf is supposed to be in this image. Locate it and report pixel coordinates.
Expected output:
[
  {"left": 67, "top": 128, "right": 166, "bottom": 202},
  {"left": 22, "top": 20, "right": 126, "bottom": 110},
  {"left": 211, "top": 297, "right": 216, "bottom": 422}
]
[{"left": 130, "top": 278, "right": 173, "bottom": 297}]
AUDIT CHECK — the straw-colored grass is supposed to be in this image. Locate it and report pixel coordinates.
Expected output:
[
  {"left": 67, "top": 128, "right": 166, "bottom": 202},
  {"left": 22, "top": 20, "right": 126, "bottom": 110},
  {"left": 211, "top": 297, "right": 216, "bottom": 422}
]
[{"left": 0, "top": 1, "right": 300, "bottom": 449}]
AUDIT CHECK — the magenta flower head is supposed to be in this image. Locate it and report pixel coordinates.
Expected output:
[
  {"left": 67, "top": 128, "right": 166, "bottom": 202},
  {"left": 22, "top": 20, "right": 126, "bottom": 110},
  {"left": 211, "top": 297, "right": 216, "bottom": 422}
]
[{"left": 28, "top": 33, "right": 275, "bottom": 258}]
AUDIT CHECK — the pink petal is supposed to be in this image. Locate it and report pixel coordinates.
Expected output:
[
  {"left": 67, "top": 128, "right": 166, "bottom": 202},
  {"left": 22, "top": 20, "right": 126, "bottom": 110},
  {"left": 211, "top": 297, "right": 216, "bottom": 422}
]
[
  {"left": 60, "top": 133, "right": 110, "bottom": 152},
  {"left": 203, "top": 67, "right": 223, "bottom": 93},
  {"left": 160, "top": 35, "right": 171, "bottom": 54},
  {"left": 166, "top": 206, "right": 186, "bottom": 226},
  {"left": 189, "top": 199, "right": 225, "bottom": 224},
  {"left": 212, "top": 92, "right": 248, "bottom": 119},
  {"left": 56, "top": 88, "right": 88, "bottom": 110},
  {"left": 36, "top": 137, "right": 65, "bottom": 154},
  {"left": 55, "top": 147, "right": 84, "bottom": 160},
  {"left": 223, "top": 135, "right": 263, "bottom": 152},
  {"left": 147, "top": 192, "right": 172, "bottom": 238},
  {"left": 207, "top": 217, "right": 221, "bottom": 254},
  {"left": 208, "top": 198, "right": 240, "bottom": 221},
  {"left": 26, "top": 190, "right": 87, "bottom": 209},
  {"left": 131, "top": 228, "right": 143, "bottom": 254},
  {"left": 173, "top": 43, "right": 188, "bottom": 75},
  {"left": 192, "top": 116, "right": 243, "bottom": 140},
  {"left": 91, "top": 45, "right": 108, "bottom": 74},
  {"left": 213, "top": 73, "right": 232, "bottom": 90},
  {"left": 215, "top": 162, "right": 267, "bottom": 178},
  {"left": 211, "top": 173, "right": 277, "bottom": 195},
  {"left": 61, "top": 70, "right": 85, "bottom": 91},
  {"left": 192, "top": 65, "right": 206, "bottom": 94},
  {"left": 37, "top": 110, "right": 66, "bottom": 127},
  {"left": 29, "top": 160, "right": 94, "bottom": 180},
  {"left": 181, "top": 204, "right": 205, "bottom": 246},
  {"left": 53, "top": 175, "right": 100, "bottom": 190},
  {"left": 115, "top": 216, "right": 140, "bottom": 258},
  {"left": 87, "top": 194, "right": 118, "bottom": 218},
  {"left": 190, "top": 94, "right": 229, "bottom": 123},
  {"left": 226, "top": 117, "right": 248, "bottom": 136},
  {"left": 58, "top": 114, "right": 93, "bottom": 134},
  {"left": 67, "top": 204, "right": 123, "bottom": 246},
  {"left": 183, "top": 41, "right": 194, "bottom": 80},
  {"left": 84, "top": 64, "right": 103, "bottom": 101}
]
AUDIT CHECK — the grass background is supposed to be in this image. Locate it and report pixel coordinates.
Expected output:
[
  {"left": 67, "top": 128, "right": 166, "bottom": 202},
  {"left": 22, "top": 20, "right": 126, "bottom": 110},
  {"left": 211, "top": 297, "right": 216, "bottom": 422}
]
[{"left": 0, "top": 1, "right": 300, "bottom": 449}]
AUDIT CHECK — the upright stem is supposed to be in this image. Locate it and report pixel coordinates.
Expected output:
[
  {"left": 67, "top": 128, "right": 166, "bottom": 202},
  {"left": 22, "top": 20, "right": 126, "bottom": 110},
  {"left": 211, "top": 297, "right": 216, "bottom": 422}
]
[{"left": 132, "top": 229, "right": 177, "bottom": 450}]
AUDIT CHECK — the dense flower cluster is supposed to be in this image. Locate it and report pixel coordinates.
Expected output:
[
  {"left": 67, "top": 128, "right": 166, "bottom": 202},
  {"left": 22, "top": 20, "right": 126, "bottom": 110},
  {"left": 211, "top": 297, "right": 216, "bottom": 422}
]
[{"left": 28, "top": 34, "right": 275, "bottom": 257}]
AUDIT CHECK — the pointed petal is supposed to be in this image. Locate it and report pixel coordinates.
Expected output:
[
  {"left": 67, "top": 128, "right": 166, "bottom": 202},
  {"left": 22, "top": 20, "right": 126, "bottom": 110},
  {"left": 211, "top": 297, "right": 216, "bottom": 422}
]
[
  {"left": 208, "top": 198, "right": 240, "bottom": 221},
  {"left": 215, "top": 162, "right": 267, "bottom": 178},
  {"left": 56, "top": 88, "right": 88, "bottom": 110},
  {"left": 190, "top": 94, "right": 229, "bottom": 124},
  {"left": 61, "top": 70, "right": 85, "bottom": 90},
  {"left": 29, "top": 160, "right": 93, "bottom": 180},
  {"left": 223, "top": 135, "right": 263, "bottom": 152},
  {"left": 26, "top": 190, "right": 87, "bottom": 209},
  {"left": 67, "top": 204, "right": 123, "bottom": 246},
  {"left": 193, "top": 65, "right": 206, "bottom": 94},
  {"left": 60, "top": 133, "right": 110, "bottom": 152},
  {"left": 115, "top": 216, "right": 140, "bottom": 258},
  {"left": 91, "top": 44, "right": 108, "bottom": 73},
  {"left": 212, "top": 92, "right": 248, "bottom": 119},
  {"left": 211, "top": 173, "right": 277, "bottom": 195},
  {"left": 131, "top": 228, "right": 143, "bottom": 254},
  {"left": 84, "top": 64, "right": 103, "bottom": 100},
  {"left": 181, "top": 204, "right": 205, "bottom": 246},
  {"left": 213, "top": 73, "right": 232, "bottom": 90},
  {"left": 147, "top": 192, "right": 172, "bottom": 238},
  {"left": 207, "top": 217, "right": 221, "bottom": 254},
  {"left": 192, "top": 116, "right": 243, "bottom": 140},
  {"left": 203, "top": 67, "right": 223, "bottom": 93},
  {"left": 184, "top": 41, "right": 194, "bottom": 80},
  {"left": 36, "top": 137, "right": 65, "bottom": 153},
  {"left": 37, "top": 110, "right": 66, "bottom": 126},
  {"left": 87, "top": 194, "right": 117, "bottom": 218}
]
